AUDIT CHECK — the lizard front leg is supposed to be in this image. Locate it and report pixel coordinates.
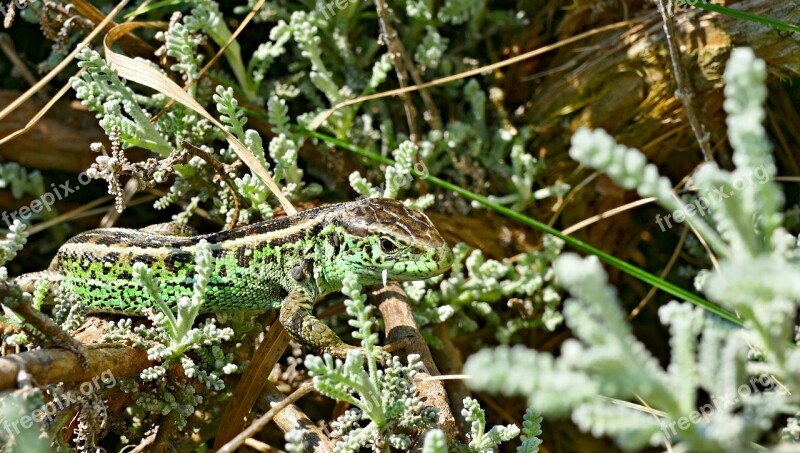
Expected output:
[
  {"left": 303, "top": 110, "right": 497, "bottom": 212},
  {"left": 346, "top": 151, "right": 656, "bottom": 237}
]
[{"left": 278, "top": 291, "right": 361, "bottom": 360}]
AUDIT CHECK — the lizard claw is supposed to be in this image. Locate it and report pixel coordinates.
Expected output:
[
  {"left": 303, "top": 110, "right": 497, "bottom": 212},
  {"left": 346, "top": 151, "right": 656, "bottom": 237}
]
[{"left": 376, "top": 348, "right": 394, "bottom": 366}]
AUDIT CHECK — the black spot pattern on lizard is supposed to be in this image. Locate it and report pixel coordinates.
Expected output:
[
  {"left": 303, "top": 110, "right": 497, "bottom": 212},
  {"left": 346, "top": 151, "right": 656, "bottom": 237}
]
[
  {"left": 128, "top": 254, "right": 156, "bottom": 266},
  {"left": 164, "top": 252, "right": 192, "bottom": 273}
]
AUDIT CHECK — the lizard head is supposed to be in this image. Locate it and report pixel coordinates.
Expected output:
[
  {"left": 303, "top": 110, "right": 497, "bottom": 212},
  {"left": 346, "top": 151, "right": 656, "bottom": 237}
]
[{"left": 330, "top": 198, "right": 453, "bottom": 284}]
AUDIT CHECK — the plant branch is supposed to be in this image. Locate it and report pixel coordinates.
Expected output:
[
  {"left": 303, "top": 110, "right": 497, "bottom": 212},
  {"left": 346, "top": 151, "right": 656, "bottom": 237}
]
[
  {"left": 371, "top": 283, "right": 458, "bottom": 445},
  {"left": 656, "top": 0, "right": 714, "bottom": 162},
  {"left": 373, "top": 0, "right": 421, "bottom": 141}
]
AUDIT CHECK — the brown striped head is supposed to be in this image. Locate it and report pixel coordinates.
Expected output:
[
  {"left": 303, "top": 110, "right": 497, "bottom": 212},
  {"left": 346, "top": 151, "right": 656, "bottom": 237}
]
[{"left": 328, "top": 198, "right": 453, "bottom": 282}]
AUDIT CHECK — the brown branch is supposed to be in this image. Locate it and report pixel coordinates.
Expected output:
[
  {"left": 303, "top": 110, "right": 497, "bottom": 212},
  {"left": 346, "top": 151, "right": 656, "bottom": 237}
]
[
  {"left": 152, "top": 410, "right": 180, "bottom": 452},
  {"left": 371, "top": 0, "right": 443, "bottom": 132},
  {"left": 431, "top": 322, "right": 471, "bottom": 438},
  {"left": 655, "top": 0, "right": 713, "bottom": 162},
  {"left": 373, "top": 0, "right": 421, "bottom": 141},
  {"left": 0, "top": 343, "right": 152, "bottom": 391},
  {"left": 257, "top": 381, "right": 335, "bottom": 453},
  {"left": 370, "top": 283, "right": 458, "bottom": 446}
]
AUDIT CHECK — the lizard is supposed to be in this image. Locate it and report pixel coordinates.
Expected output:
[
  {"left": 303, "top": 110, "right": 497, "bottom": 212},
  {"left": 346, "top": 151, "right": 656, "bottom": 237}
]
[{"left": 14, "top": 198, "right": 453, "bottom": 359}]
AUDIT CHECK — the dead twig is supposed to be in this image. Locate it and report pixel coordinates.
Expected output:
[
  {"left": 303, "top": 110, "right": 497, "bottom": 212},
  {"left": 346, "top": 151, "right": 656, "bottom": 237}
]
[
  {"left": 0, "top": 34, "right": 45, "bottom": 98},
  {"left": 373, "top": 0, "right": 421, "bottom": 141},
  {"left": 216, "top": 382, "right": 314, "bottom": 453},
  {"left": 181, "top": 141, "right": 241, "bottom": 230},
  {"left": 655, "top": 0, "right": 713, "bottom": 162}
]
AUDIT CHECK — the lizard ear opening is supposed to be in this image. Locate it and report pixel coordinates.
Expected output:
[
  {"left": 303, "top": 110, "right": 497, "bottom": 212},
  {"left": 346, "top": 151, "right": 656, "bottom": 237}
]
[{"left": 330, "top": 233, "right": 341, "bottom": 254}]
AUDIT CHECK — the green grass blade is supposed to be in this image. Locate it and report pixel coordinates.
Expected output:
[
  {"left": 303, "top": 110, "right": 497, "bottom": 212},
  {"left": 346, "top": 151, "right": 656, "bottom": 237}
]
[
  {"left": 692, "top": 2, "right": 800, "bottom": 34},
  {"left": 297, "top": 126, "right": 743, "bottom": 326},
  {"left": 123, "top": 0, "right": 185, "bottom": 19}
]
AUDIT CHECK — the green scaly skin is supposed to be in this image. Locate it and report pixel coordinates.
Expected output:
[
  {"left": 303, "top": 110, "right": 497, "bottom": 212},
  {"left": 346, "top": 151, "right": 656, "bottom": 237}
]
[{"left": 23, "top": 198, "right": 453, "bottom": 358}]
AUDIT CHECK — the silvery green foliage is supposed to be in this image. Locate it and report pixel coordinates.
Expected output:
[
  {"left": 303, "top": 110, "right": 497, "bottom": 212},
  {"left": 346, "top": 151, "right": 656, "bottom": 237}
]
[
  {"left": 568, "top": 48, "right": 784, "bottom": 261},
  {"left": 0, "top": 220, "right": 27, "bottom": 267},
  {"left": 567, "top": 127, "right": 733, "bottom": 253},
  {"left": 517, "top": 407, "right": 543, "bottom": 453},
  {"left": 213, "top": 86, "right": 252, "bottom": 146},
  {"left": 0, "top": 221, "right": 29, "bottom": 333},
  {"left": 466, "top": 253, "right": 797, "bottom": 452},
  {"left": 455, "top": 397, "right": 520, "bottom": 452},
  {"left": 71, "top": 48, "right": 172, "bottom": 156},
  {"left": 577, "top": 46, "right": 800, "bottom": 426},
  {"left": 304, "top": 274, "right": 437, "bottom": 452},
  {"left": 0, "top": 163, "right": 44, "bottom": 201},
  {"left": 214, "top": 85, "right": 319, "bottom": 213},
  {"left": 0, "top": 391, "right": 50, "bottom": 452},
  {"left": 184, "top": 0, "right": 256, "bottom": 101},
  {"left": 367, "top": 54, "right": 394, "bottom": 94},
  {"left": 105, "top": 240, "right": 237, "bottom": 430},
  {"left": 693, "top": 47, "right": 783, "bottom": 257},
  {"left": 163, "top": 21, "right": 203, "bottom": 88},
  {"left": 124, "top": 377, "right": 203, "bottom": 431},
  {"left": 284, "top": 429, "right": 307, "bottom": 453},
  {"left": 486, "top": 127, "right": 570, "bottom": 211},
  {"left": 422, "top": 429, "right": 448, "bottom": 453},
  {"left": 250, "top": 22, "right": 291, "bottom": 92},
  {"left": 415, "top": 26, "right": 449, "bottom": 71},
  {"left": 438, "top": 0, "right": 483, "bottom": 25},
  {"left": 71, "top": 49, "right": 249, "bottom": 224},
  {"left": 465, "top": 46, "right": 800, "bottom": 453},
  {"left": 350, "top": 140, "right": 434, "bottom": 209},
  {"left": 405, "top": 236, "right": 564, "bottom": 346},
  {"left": 70, "top": 41, "right": 280, "bottom": 227},
  {"left": 220, "top": 0, "right": 551, "bottom": 221}
]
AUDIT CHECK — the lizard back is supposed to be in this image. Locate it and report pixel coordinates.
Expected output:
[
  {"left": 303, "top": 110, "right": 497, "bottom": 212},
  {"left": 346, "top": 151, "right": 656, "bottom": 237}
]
[{"left": 52, "top": 204, "right": 338, "bottom": 314}]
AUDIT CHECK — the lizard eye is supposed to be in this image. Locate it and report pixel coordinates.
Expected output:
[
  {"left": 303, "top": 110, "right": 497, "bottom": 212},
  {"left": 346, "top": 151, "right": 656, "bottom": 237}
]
[{"left": 379, "top": 237, "right": 398, "bottom": 253}]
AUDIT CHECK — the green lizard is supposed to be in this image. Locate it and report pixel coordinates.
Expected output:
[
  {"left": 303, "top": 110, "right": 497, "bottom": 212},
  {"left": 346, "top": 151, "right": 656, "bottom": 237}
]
[{"left": 17, "top": 198, "right": 453, "bottom": 358}]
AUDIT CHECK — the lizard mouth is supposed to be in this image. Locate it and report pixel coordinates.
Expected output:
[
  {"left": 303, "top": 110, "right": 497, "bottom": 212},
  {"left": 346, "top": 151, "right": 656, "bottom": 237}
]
[
  {"left": 429, "top": 243, "right": 455, "bottom": 275},
  {"left": 383, "top": 244, "right": 453, "bottom": 280}
]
